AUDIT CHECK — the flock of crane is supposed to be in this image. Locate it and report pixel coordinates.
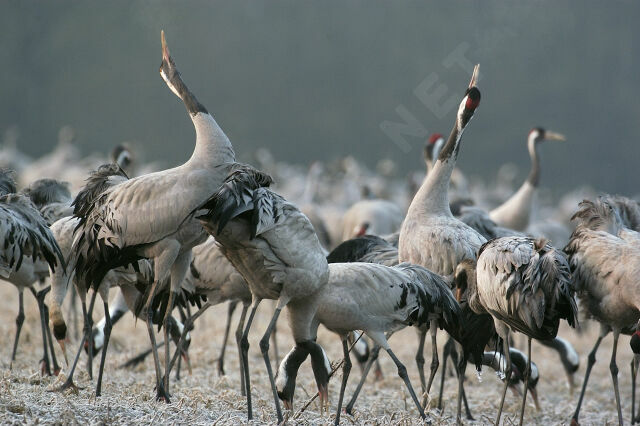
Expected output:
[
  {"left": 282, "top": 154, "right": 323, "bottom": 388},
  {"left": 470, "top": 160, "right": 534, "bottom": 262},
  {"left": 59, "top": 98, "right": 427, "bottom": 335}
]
[{"left": 1, "top": 31, "right": 639, "bottom": 425}]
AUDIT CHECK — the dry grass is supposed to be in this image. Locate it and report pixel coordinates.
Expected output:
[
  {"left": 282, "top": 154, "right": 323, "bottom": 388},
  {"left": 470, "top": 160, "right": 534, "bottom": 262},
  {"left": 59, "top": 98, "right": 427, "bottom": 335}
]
[{"left": 0, "top": 286, "right": 633, "bottom": 425}]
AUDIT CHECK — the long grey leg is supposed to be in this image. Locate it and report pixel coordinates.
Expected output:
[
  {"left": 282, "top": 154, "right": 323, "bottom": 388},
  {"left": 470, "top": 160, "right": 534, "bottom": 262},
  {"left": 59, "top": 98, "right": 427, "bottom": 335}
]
[
  {"left": 235, "top": 302, "right": 249, "bottom": 396},
  {"left": 518, "top": 337, "right": 532, "bottom": 426},
  {"left": 345, "top": 344, "right": 381, "bottom": 414},
  {"left": 424, "top": 319, "right": 439, "bottom": 404},
  {"left": 572, "top": 325, "right": 608, "bottom": 424},
  {"left": 145, "top": 303, "right": 169, "bottom": 402},
  {"left": 240, "top": 299, "right": 261, "bottom": 420},
  {"left": 95, "top": 300, "right": 112, "bottom": 397},
  {"left": 610, "top": 331, "right": 623, "bottom": 426},
  {"left": 335, "top": 337, "right": 352, "bottom": 425},
  {"left": 456, "top": 346, "right": 467, "bottom": 425},
  {"left": 387, "top": 348, "right": 426, "bottom": 420},
  {"left": 10, "top": 291, "right": 25, "bottom": 370},
  {"left": 259, "top": 302, "right": 286, "bottom": 423},
  {"left": 218, "top": 301, "right": 237, "bottom": 376},
  {"left": 438, "top": 338, "right": 454, "bottom": 411},
  {"left": 495, "top": 333, "right": 512, "bottom": 426},
  {"left": 415, "top": 327, "right": 427, "bottom": 396}
]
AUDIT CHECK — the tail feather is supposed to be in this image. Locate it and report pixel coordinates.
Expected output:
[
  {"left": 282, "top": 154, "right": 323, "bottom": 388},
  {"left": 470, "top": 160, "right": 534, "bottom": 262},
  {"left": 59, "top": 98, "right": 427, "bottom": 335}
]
[{"left": 197, "top": 164, "right": 273, "bottom": 236}]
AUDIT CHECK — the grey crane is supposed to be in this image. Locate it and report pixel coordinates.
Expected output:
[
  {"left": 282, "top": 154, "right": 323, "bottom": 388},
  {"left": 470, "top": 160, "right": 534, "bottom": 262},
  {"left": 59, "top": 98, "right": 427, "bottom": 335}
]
[
  {"left": 196, "top": 164, "right": 330, "bottom": 423},
  {"left": 275, "top": 261, "right": 462, "bottom": 425},
  {"left": 398, "top": 65, "right": 485, "bottom": 423},
  {"left": 69, "top": 32, "right": 238, "bottom": 401},
  {"left": 489, "top": 128, "right": 566, "bottom": 231},
  {"left": 454, "top": 237, "right": 578, "bottom": 426},
  {"left": 565, "top": 198, "right": 640, "bottom": 426},
  {"left": 0, "top": 173, "right": 65, "bottom": 375}
]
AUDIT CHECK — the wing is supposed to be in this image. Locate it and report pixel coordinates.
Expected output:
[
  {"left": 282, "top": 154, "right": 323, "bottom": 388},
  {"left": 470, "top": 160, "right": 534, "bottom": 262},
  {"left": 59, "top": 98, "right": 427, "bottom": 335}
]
[
  {"left": 197, "top": 163, "right": 274, "bottom": 237},
  {"left": 0, "top": 194, "right": 65, "bottom": 277},
  {"left": 478, "top": 237, "right": 576, "bottom": 339}
]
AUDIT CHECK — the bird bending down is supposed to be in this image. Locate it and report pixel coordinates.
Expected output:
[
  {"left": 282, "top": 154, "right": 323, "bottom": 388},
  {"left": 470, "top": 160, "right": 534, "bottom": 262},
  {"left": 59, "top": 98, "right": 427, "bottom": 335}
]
[
  {"left": 196, "top": 164, "right": 329, "bottom": 423},
  {"left": 565, "top": 197, "right": 640, "bottom": 426},
  {"left": 489, "top": 128, "right": 566, "bottom": 231},
  {"left": 69, "top": 31, "right": 236, "bottom": 401},
  {"left": 276, "top": 261, "right": 462, "bottom": 425},
  {"left": 454, "top": 236, "right": 578, "bottom": 426}
]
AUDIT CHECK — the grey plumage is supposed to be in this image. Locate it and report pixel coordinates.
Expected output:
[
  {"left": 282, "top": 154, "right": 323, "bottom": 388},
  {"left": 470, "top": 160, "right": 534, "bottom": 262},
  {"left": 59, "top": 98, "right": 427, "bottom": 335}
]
[
  {"left": 475, "top": 237, "right": 578, "bottom": 340},
  {"left": 0, "top": 193, "right": 65, "bottom": 276},
  {"left": 565, "top": 196, "right": 640, "bottom": 425},
  {"left": 197, "top": 163, "right": 329, "bottom": 422}
]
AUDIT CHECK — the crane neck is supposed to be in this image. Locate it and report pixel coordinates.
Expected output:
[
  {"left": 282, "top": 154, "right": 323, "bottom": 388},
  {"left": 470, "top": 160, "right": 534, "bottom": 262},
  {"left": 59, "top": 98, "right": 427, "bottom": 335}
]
[
  {"left": 186, "top": 113, "right": 236, "bottom": 168},
  {"left": 408, "top": 121, "right": 464, "bottom": 216},
  {"left": 526, "top": 134, "right": 540, "bottom": 187}
]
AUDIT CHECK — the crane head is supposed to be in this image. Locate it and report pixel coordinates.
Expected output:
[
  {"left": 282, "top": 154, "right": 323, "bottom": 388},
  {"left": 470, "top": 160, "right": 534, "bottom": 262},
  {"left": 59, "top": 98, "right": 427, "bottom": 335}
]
[
  {"left": 529, "top": 127, "right": 566, "bottom": 143},
  {"left": 424, "top": 133, "right": 445, "bottom": 162},
  {"left": 456, "top": 64, "right": 481, "bottom": 130}
]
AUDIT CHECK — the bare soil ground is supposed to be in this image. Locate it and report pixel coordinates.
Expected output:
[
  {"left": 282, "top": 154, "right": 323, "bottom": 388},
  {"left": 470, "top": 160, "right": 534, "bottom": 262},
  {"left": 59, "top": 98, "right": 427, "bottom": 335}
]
[{"left": 0, "top": 287, "right": 633, "bottom": 425}]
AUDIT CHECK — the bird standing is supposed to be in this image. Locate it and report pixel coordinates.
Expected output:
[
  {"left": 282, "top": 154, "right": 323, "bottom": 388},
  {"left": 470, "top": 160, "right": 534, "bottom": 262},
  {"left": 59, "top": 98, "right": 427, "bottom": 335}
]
[
  {"left": 398, "top": 65, "right": 486, "bottom": 422},
  {"left": 565, "top": 198, "right": 640, "bottom": 426},
  {"left": 489, "top": 128, "right": 566, "bottom": 231},
  {"left": 69, "top": 31, "right": 235, "bottom": 400},
  {"left": 454, "top": 236, "right": 578, "bottom": 426}
]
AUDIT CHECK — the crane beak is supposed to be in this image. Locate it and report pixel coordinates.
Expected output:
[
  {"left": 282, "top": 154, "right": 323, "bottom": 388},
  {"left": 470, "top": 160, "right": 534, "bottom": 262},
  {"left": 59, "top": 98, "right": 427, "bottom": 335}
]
[
  {"left": 544, "top": 131, "right": 566, "bottom": 142},
  {"left": 567, "top": 372, "right": 576, "bottom": 396},
  {"left": 282, "top": 399, "right": 293, "bottom": 411},
  {"left": 58, "top": 339, "right": 69, "bottom": 366},
  {"left": 318, "top": 384, "right": 329, "bottom": 413},
  {"left": 161, "top": 30, "right": 170, "bottom": 62},
  {"left": 455, "top": 287, "right": 463, "bottom": 302},
  {"left": 530, "top": 387, "right": 541, "bottom": 411},
  {"left": 468, "top": 64, "right": 480, "bottom": 88}
]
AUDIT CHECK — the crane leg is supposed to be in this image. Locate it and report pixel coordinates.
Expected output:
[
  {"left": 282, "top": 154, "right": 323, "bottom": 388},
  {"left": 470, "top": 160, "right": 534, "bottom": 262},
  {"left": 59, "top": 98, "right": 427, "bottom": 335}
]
[
  {"left": 456, "top": 348, "right": 468, "bottom": 425},
  {"left": 572, "top": 325, "right": 608, "bottom": 425},
  {"left": 166, "top": 301, "right": 212, "bottom": 380},
  {"left": 345, "top": 343, "right": 381, "bottom": 414},
  {"left": 518, "top": 337, "right": 532, "bottom": 426},
  {"left": 217, "top": 300, "right": 237, "bottom": 376},
  {"left": 240, "top": 299, "right": 261, "bottom": 420},
  {"left": 145, "top": 305, "right": 169, "bottom": 402},
  {"left": 9, "top": 291, "right": 25, "bottom": 370},
  {"left": 610, "top": 331, "right": 623, "bottom": 426},
  {"left": 335, "top": 337, "right": 352, "bottom": 426},
  {"left": 33, "top": 287, "right": 52, "bottom": 376},
  {"left": 423, "top": 319, "right": 440, "bottom": 408},
  {"left": 259, "top": 299, "right": 287, "bottom": 423},
  {"left": 235, "top": 302, "right": 249, "bottom": 396},
  {"left": 415, "top": 327, "right": 427, "bottom": 399},
  {"left": 162, "top": 290, "right": 175, "bottom": 395},
  {"left": 632, "top": 357, "right": 639, "bottom": 424},
  {"left": 50, "top": 292, "right": 97, "bottom": 393},
  {"left": 43, "top": 301, "right": 61, "bottom": 375},
  {"left": 386, "top": 348, "right": 426, "bottom": 420},
  {"left": 495, "top": 333, "right": 513, "bottom": 426},
  {"left": 271, "top": 320, "right": 280, "bottom": 368},
  {"left": 95, "top": 300, "right": 112, "bottom": 397},
  {"left": 437, "top": 338, "right": 453, "bottom": 411},
  {"left": 85, "top": 292, "right": 97, "bottom": 380}
]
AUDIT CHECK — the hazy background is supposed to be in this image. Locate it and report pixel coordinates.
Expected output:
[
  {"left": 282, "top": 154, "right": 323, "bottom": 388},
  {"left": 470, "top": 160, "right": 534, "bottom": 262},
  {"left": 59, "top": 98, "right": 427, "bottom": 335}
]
[{"left": 1, "top": 1, "right": 638, "bottom": 195}]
